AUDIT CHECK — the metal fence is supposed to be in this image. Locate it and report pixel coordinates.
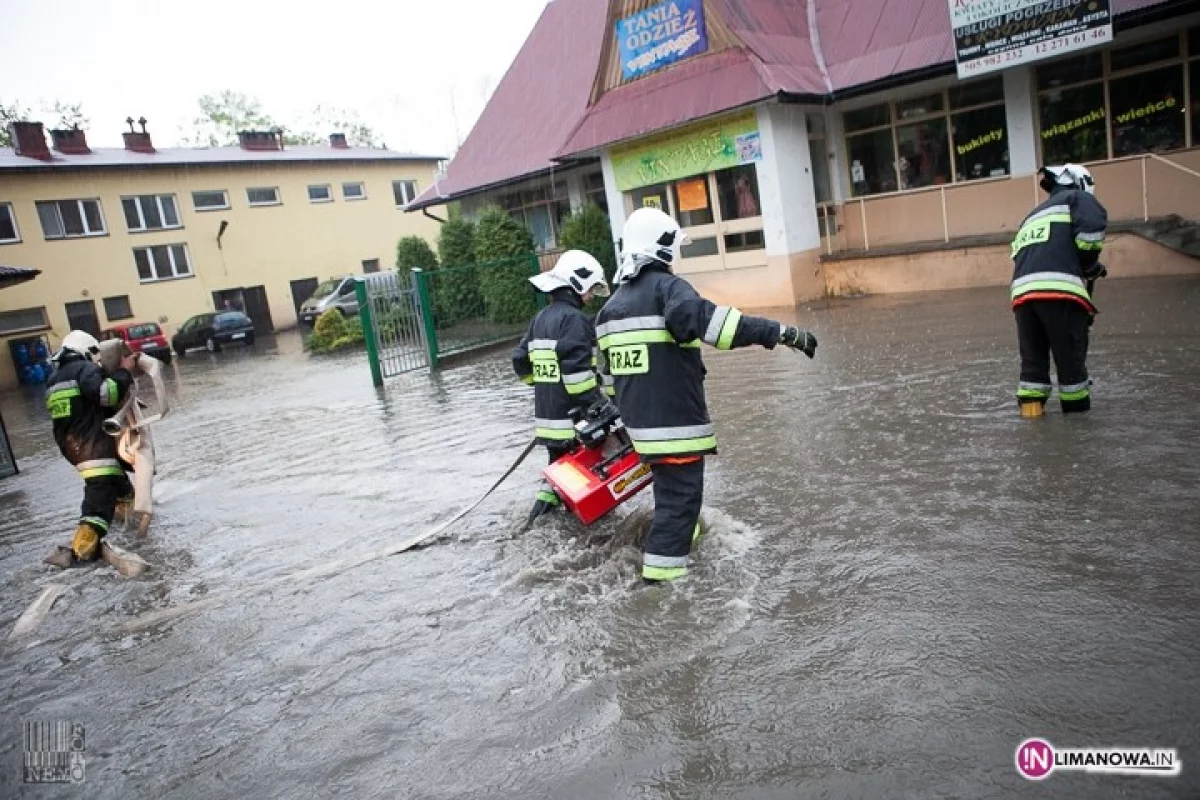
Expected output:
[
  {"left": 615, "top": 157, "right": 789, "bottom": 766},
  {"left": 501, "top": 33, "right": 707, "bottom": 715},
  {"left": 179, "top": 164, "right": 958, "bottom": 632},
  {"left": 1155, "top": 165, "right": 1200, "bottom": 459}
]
[
  {"left": 356, "top": 272, "right": 428, "bottom": 387},
  {"left": 0, "top": 410, "right": 17, "bottom": 479},
  {"left": 412, "top": 254, "right": 544, "bottom": 367}
]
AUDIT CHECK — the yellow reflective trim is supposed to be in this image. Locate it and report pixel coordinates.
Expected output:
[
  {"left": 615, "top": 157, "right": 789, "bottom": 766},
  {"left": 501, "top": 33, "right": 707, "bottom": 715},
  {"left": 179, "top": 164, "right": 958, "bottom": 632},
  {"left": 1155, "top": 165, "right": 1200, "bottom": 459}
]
[
  {"left": 716, "top": 308, "right": 742, "bottom": 350},
  {"left": 535, "top": 427, "right": 577, "bottom": 441},
  {"left": 79, "top": 466, "right": 125, "bottom": 479},
  {"left": 598, "top": 329, "right": 675, "bottom": 349},
  {"left": 632, "top": 435, "right": 717, "bottom": 455},
  {"left": 1011, "top": 280, "right": 1091, "bottom": 300},
  {"left": 565, "top": 376, "right": 599, "bottom": 395},
  {"left": 520, "top": 374, "right": 534, "bottom": 385},
  {"left": 642, "top": 564, "right": 687, "bottom": 581},
  {"left": 1011, "top": 213, "right": 1070, "bottom": 257}
]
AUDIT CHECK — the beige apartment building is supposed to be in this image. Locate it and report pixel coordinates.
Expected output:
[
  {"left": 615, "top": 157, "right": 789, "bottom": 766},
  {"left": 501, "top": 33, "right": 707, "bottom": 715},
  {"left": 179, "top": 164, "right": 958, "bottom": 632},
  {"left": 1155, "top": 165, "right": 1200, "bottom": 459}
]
[{"left": 0, "top": 122, "right": 443, "bottom": 389}]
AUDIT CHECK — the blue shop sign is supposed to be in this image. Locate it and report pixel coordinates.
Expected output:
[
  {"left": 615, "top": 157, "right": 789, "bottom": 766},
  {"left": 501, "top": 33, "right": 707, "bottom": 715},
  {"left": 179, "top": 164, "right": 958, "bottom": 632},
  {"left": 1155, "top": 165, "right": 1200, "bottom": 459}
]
[{"left": 617, "top": 0, "right": 709, "bottom": 81}]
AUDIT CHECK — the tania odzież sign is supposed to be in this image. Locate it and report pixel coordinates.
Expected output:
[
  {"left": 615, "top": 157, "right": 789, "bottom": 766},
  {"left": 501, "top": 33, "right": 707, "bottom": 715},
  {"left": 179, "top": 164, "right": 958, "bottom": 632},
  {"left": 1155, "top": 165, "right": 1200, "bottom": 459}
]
[
  {"left": 616, "top": 0, "right": 709, "bottom": 81},
  {"left": 949, "top": 0, "right": 1112, "bottom": 79}
]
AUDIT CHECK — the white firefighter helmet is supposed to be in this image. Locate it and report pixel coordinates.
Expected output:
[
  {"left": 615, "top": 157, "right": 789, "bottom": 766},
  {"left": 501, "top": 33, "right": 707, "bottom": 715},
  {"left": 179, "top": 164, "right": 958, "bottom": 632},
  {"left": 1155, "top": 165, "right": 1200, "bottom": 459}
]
[
  {"left": 1040, "top": 163, "right": 1095, "bottom": 195},
  {"left": 614, "top": 207, "right": 689, "bottom": 285},
  {"left": 529, "top": 249, "right": 610, "bottom": 297},
  {"left": 52, "top": 330, "right": 100, "bottom": 363}
]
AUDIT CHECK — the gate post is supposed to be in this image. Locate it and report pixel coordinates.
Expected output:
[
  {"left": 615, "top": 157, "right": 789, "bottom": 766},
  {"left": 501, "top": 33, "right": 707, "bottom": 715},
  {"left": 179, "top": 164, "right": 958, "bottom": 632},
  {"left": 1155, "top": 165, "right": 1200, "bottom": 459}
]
[
  {"left": 413, "top": 268, "right": 440, "bottom": 369},
  {"left": 529, "top": 254, "right": 548, "bottom": 310},
  {"left": 355, "top": 278, "right": 384, "bottom": 388}
]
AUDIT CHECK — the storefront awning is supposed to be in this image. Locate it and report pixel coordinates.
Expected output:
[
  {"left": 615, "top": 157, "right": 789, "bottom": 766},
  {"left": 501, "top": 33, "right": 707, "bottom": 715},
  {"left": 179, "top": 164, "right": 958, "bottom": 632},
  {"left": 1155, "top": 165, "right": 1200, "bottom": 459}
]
[{"left": 0, "top": 265, "right": 40, "bottom": 290}]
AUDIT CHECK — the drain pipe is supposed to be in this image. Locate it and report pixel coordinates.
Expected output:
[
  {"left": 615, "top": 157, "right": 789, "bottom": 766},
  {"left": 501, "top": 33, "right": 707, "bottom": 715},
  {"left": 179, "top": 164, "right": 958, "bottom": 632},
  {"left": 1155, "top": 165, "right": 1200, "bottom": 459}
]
[{"left": 422, "top": 208, "right": 446, "bottom": 224}]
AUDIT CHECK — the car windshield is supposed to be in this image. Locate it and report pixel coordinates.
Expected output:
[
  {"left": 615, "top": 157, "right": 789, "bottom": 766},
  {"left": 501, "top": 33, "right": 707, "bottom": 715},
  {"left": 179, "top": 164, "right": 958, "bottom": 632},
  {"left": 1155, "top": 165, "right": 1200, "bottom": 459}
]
[
  {"left": 312, "top": 279, "right": 342, "bottom": 297},
  {"left": 215, "top": 312, "right": 250, "bottom": 328},
  {"left": 128, "top": 323, "right": 161, "bottom": 338}
]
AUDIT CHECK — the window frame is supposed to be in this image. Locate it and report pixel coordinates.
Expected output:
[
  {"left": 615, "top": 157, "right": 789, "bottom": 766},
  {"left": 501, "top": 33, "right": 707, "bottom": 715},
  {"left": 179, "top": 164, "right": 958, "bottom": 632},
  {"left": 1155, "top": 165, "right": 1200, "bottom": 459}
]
[
  {"left": 0, "top": 202, "right": 20, "bottom": 244},
  {"left": 103, "top": 295, "right": 134, "bottom": 322},
  {"left": 133, "top": 243, "right": 194, "bottom": 284},
  {"left": 308, "top": 184, "right": 334, "bottom": 204},
  {"left": 1033, "top": 28, "right": 1198, "bottom": 165},
  {"left": 361, "top": 258, "right": 381, "bottom": 273},
  {"left": 246, "top": 187, "right": 281, "bottom": 207},
  {"left": 0, "top": 306, "right": 50, "bottom": 336},
  {"left": 343, "top": 182, "right": 368, "bottom": 201},
  {"left": 391, "top": 180, "right": 417, "bottom": 207},
  {"left": 192, "top": 190, "right": 230, "bottom": 212},
  {"left": 121, "top": 193, "right": 182, "bottom": 233},
  {"left": 36, "top": 198, "right": 107, "bottom": 240}
]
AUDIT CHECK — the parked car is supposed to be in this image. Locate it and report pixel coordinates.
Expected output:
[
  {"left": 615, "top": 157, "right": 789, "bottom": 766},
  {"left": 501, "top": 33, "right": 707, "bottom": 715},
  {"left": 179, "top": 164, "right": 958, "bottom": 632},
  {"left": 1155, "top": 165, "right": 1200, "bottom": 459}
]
[
  {"left": 101, "top": 322, "right": 173, "bottom": 363},
  {"left": 172, "top": 311, "right": 256, "bottom": 356},
  {"left": 299, "top": 276, "right": 360, "bottom": 327}
]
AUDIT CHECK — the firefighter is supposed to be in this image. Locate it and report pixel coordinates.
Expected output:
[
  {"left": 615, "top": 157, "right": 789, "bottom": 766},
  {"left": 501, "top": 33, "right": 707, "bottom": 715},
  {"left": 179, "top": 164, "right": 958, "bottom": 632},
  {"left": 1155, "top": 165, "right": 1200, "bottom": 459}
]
[
  {"left": 42, "top": 330, "right": 137, "bottom": 567},
  {"left": 513, "top": 250, "right": 613, "bottom": 525},
  {"left": 1010, "top": 164, "right": 1108, "bottom": 417},
  {"left": 596, "top": 207, "right": 818, "bottom": 584}
]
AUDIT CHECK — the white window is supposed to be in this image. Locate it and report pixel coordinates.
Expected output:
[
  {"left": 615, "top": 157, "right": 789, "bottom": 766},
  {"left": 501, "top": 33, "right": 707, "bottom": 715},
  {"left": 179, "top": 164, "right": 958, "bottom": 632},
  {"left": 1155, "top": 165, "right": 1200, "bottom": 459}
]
[
  {"left": 342, "top": 182, "right": 366, "bottom": 201},
  {"left": 0, "top": 306, "right": 49, "bottom": 335},
  {"left": 122, "top": 194, "right": 181, "bottom": 232},
  {"left": 308, "top": 184, "right": 333, "bottom": 203},
  {"left": 36, "top": 199, "right": 106, "bottom": 239},
  {"left": 247, "top": 187, "right": 281, "bottom": 206},
  {"left": 0, "top": 203, "right": 19, "bottom": 243},
  {"left": 192, "top": 190, "right": 229, "bottom": 211},
  {"left": 392, "top": 180, "right": 417, "bottom": 207},
  {"left": 134, "top": 243, "right": 192, "bottom": 282}
]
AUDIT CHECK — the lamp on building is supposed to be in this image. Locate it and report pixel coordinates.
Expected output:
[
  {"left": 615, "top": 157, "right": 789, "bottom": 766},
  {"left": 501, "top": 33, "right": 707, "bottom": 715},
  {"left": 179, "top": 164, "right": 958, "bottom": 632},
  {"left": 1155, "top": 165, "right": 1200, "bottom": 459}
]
[{"left": 217, "top": 220, "right": 229, "bottom": 250}]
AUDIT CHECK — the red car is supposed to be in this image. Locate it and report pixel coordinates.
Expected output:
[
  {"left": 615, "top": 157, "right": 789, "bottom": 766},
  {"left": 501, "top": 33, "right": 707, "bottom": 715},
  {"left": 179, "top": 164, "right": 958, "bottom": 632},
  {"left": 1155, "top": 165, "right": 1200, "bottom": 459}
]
[{"left": 101, "top": 322, "right": 173, "bottom": 364}]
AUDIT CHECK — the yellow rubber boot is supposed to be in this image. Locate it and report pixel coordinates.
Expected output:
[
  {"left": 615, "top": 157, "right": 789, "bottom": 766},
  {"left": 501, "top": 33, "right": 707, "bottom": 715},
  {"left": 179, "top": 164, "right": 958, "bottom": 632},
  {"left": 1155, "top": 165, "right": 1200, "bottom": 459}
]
[
  {"left": 71, "top": 523, "right": 101, "bottom": 561},
  {"left": 1019, "top": 400, "right": 1046, "bottom": 419}
]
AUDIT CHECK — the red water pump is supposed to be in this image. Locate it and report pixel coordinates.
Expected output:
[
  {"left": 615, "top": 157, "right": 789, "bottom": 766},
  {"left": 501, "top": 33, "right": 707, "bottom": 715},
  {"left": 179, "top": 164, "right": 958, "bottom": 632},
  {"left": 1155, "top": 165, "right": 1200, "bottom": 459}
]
[{"left": 543, "top": 401, "right": 653, "bottom": 525}]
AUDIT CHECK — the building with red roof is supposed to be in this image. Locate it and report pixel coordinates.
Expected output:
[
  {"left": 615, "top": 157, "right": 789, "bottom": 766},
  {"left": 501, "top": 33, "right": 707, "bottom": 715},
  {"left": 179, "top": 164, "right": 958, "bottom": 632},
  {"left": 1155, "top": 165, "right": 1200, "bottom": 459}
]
[{"left": 411, "top": 0, "right": 1200, "bottom": 307}]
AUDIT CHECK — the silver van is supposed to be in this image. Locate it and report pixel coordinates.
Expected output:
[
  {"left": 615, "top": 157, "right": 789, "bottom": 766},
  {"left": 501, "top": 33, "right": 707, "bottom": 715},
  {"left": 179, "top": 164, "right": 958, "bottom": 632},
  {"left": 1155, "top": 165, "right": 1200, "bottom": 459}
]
[{"left": 299, "top": 276, "right": 359, "bottom": 327}]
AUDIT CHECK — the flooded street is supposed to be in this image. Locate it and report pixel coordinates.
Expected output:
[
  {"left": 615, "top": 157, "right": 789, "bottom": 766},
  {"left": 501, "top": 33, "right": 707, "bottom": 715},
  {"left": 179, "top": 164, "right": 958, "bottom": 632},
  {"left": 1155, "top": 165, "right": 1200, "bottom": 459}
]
[{"left": 2, "top": 276, "right": 1198, "bottom": 798}]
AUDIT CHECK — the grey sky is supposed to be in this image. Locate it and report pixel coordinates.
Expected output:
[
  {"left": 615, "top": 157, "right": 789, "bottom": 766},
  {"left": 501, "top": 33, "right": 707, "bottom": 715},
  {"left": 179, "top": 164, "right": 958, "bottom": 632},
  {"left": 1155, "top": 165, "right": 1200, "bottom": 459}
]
[{"left": 0, "top": 0, "right": 553, "bottom": 156}]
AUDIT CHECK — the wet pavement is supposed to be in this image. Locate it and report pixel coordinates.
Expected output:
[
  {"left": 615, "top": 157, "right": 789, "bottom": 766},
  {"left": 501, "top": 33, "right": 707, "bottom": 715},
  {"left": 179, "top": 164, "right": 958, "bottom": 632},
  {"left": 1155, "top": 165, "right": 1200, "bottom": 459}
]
[{"left": 1, "top": 276, "right": 1198, "bottom": 799}]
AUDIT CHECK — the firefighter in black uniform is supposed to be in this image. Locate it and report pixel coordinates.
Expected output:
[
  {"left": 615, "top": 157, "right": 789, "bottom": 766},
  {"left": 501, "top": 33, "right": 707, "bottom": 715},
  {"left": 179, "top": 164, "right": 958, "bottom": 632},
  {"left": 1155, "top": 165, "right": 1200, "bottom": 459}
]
[
  {"left": 43, "top": 330, "right": 137, "bottom": 567},
  {"left": 1010, "top": 164, "right": 1108, "bottom": 417},
  {"left": 513, "top": 250, "right": 613, "bottom": 525},
  {"left": 597, "top": 207, "right": 818, "bottom": 584}
]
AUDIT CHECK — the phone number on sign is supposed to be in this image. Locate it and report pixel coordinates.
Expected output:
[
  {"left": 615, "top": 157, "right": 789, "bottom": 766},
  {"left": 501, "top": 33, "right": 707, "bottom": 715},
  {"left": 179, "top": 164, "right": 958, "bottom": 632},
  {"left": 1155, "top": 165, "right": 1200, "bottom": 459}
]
[{"left": 962, "top": 28, "right": 1107, "bottom": 72}]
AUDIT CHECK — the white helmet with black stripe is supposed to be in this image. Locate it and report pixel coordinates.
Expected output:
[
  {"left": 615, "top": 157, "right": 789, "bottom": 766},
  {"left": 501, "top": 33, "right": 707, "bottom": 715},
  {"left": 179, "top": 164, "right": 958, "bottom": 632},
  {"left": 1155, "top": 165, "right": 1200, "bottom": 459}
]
[
  {"left": 1040, "top": 163, "right": 1095, "bottom": 195},
  {"left": 529, "top": 249, "right": 610, "bottom": 297},
  {"left": 52, "top": 330, "right": 100, "bottom": 363},
  {"left": 614, "top": 207, "right": 689, "bottom": 285}
]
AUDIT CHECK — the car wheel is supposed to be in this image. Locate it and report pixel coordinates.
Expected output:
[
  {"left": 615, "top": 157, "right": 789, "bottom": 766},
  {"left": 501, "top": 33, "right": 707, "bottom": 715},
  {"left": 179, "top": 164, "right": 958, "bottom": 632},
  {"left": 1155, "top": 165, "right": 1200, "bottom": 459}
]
[
  {"left": 245, "top": 334, "right": 256, "bottom": 346},
  {"left": 205, "top": 337, "right": 220, "bottom": 353},
  {"left": 161, "top": 352, "right": 173, "bottom": 364},
  {"left": 174, "top": 345, "right": 187, "bottom": 358}
]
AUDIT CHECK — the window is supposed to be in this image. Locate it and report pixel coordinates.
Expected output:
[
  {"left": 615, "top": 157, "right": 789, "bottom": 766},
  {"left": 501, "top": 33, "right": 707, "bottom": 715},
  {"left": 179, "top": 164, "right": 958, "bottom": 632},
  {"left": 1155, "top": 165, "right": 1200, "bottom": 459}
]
[
  {"left": 842, "top": 77, "right": 1005, "bottom": 197},
  {"left": 1109, "top": 65, "right": 1185, "bottom": 156},
  {"left": 122, "top": 194, "right": 180, "bottom": 232},
  {"left": 807, "top": 113, "right": 833, "bottom": 205},
  {"left": 499, "top": 186, "right": 569, "bottom": 251},
  {"left": 583, "top": 172, "right": 608, "bottom": 214},
  {"left": 343, "top": 182, "right": 367, "bottom": 201},
  {"left": 36, "top": 199, "right": 106, "bottom": 239},
  {"left": 0, "top": 306, "right": 49, "bottom": 335},
  {"left": 308, "top": 185, "right": 333, "bottom": 203},
  {"left": 362, "top": 258, "right": 380, "bottom": 274},
  {"left": 1191, "top": 61, "right": 1200, "bottom": 151},
  {"left": 391, "top": 180, "right": 416, "bottom": 206},
  {"left": 247, "top": 187, "right": 280, "bottom": 206},
  {"left": 630, "top": 183, "right": 670, "bottom": 212},
  {"left": 0, "top": 203, "right": 19, "bottom": 243},
  {"left": 1039, "top": 82, "right": 1107, "bottom": 164},
  {"left": 134, "top": 244, "right": 192, "bottom": 282},
  {"left": 715, "top": 165, "right": 761, "bottom": 220},
  {"left": 672, "top": 177, "right": 714, "bottom": 226},
  {"left": 103, "top": 295, "right": 133, "bottom": 321},
  {"left": 192, "top": 190, "right": 229, "bottom": 211}
]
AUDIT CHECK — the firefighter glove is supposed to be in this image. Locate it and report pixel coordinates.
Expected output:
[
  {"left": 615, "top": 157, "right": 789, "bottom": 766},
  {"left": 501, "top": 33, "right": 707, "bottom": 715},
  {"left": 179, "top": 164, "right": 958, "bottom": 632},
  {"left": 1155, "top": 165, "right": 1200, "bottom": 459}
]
[
  {"left": 1082, "top": 262, "right": 1107, "bottom": 281},
  {"left": 780, "top": 326, "right": 818, "bottom": 358}
]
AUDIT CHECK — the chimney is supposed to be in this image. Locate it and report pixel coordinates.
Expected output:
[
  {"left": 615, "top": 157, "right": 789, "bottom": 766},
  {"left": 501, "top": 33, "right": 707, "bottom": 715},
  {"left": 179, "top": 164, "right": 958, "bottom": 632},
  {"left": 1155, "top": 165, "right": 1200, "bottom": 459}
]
[
  {"left": 237, "top": 129, "right": 283, "bottom": 151},
  {"left": 50, "top": 127, "right": 91, "bottom": 154},
  {"left": 9, "top": 121, "right": 52, "bottom": 160},
  {"left": 329, "top": 132, "right": 349, "bottom": 149},
  {"left": 122, "top": 116, "right": 155, "bottom": 153}
]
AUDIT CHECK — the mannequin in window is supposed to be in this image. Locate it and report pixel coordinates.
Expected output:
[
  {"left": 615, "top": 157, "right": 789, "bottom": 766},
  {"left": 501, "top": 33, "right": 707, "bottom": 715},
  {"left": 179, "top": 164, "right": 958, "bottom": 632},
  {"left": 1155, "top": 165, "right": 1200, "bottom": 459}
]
[{"left": 735, "top": 175, "right": 759, "bottom": 218}]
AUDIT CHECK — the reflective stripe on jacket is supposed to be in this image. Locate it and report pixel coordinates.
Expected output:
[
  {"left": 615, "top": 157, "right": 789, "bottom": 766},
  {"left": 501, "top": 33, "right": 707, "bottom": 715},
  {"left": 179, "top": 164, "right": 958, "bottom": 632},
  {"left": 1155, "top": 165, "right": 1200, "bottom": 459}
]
[
  {"left": 595, "top": 265, "right": 779, "bottom": 461},
  {"left": 45, "top": 356, "right": 133, "bottom": 468},
  {"left": 512, "top": 293, "right": 604, "bottom": 445},
  {"left": 1010, "top": 188, "right": 1107, "bottom": 312}
]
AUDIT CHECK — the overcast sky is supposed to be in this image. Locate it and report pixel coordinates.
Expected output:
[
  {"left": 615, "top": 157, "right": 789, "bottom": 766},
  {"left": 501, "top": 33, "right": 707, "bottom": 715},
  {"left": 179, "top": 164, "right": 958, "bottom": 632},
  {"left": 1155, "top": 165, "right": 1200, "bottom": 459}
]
[{"left": 0, "top": 0, "right": 553, "bottom": 156}]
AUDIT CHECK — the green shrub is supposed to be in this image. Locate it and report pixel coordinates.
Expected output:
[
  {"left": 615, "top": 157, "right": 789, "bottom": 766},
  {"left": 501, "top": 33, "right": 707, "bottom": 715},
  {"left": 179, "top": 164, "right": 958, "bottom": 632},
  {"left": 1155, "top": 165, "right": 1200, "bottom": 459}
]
[
  {"left": 306, "top": 308, "right": 365, "bottom": 354},
  {"left": 395, "top": 236, "right": 438, "bottom": 280},
  {"left": 559, "top": 203, "right": 618, "bottom": 313},
  {"left": 433, "top": 217, "right": 482, "bottom": 326},
  {"left": 474, "top": 206, "right": 538, "bottom": 325}
]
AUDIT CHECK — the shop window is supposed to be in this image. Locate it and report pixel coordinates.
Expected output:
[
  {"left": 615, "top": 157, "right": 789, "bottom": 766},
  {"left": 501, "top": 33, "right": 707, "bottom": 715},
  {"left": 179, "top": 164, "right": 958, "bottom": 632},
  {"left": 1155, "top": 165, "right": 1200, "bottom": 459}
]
[
  {"left": 714, "top": 165, "right": 761, "bottom": 220},
  {"left": 847, "top": 129, "right": 897, "bottom": 196},
  {"left": 953, "top": 104, "right": 1009, "bottom": 181},
  {"left": 1190, "top": 25, "right": 1200, "bottom": 56},
  {"left": 896, "top": 93, "right": 944, "bottom": 121},
  {"left": 724, "top": 230, "right": 765, "bottom": 253},
  {"left": 843, "top": 104, "right": 890, "bottom": 133},
  {"left": 1036, "top": 53, "right": 1103, "bottom": 90},
  {"left": 949, "top": 77, "right": 1005, "bottom": 109},
  {"left": 671, "top": 177, "right": 714, "bottom": 226},
  {"left": 897, "top": 119, "right": 951, "bottom": 189},
  {"left": 681, "top": 236, "right": 719, "bottom": 258},
  {"left": 1110, "top": 66, "right": 1185, "bottom": 156},
  {"left": 1038, "top": 83, "right": 1107, "bottom": 165},
  {"left": 809, "top": 139, "right": 832, "bottom": 204},
  {"left": 103, "top": 295, "right": 133, "bottom": 321},
  {"left": 630, "top": 183, "right": 670, "bottom": 212},
  {"left": 1109, "top": 36, "right": 1179, "bottom": 73}
]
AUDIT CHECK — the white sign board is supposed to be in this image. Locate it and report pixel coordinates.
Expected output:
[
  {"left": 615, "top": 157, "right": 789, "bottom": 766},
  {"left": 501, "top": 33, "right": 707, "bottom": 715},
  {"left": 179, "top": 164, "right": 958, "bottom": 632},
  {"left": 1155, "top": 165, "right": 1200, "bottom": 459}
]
[{"left": 950, "top": 0, "right": 1112, "bottom": 79}]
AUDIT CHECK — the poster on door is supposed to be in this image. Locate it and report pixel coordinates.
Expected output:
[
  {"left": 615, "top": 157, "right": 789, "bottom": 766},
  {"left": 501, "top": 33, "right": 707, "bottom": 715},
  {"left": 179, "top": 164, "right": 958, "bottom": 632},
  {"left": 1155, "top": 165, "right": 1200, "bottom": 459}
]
[{"left": 949, "top": 0, "right": 1111, "bottom": 79}]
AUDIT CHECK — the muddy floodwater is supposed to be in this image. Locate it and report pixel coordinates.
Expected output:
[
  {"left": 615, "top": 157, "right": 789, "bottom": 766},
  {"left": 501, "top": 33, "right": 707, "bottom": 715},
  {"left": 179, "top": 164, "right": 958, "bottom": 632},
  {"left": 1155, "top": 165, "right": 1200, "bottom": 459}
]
[{"left": 2, "top": 277, "right": 1198, "bottom": 799}]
